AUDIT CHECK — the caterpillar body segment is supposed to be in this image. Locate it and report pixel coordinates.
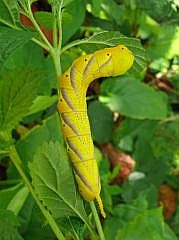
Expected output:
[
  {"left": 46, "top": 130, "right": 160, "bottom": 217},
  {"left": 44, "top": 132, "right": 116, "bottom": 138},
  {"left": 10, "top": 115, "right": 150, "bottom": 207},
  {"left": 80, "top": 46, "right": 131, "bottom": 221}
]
[{"left": 58, "top": 45, "right": 134, "bottom": 218}]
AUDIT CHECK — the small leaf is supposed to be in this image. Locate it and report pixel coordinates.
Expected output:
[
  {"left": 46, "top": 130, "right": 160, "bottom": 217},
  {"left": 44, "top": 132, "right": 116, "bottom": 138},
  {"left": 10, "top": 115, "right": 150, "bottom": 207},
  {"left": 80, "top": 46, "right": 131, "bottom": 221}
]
[
  {"left": 29, "top": 141, "right": 89, "bottom": 223},
  {"left": 7, "top": 186, "right": 29, "bottom": 216},
  {"left": 62, "top": 0, "right": 86, "bottom": 44},
  {"left": 100, "top": 76, "right": 167, "bottom": 119},
  {"left": 0, "top": 184, "right": 22, "bottom": 209},
  {"left": 0, "top": 68, "right": 43, "bottom": 131},
  {"left": 34, "top": 11, "right": 54, "bottom": 29},
  {"left": 0, "top": 27, "right": 35, "bottom": 69},
  {"left": 28, "top": 95, "right": 58, "bottom": 116}
]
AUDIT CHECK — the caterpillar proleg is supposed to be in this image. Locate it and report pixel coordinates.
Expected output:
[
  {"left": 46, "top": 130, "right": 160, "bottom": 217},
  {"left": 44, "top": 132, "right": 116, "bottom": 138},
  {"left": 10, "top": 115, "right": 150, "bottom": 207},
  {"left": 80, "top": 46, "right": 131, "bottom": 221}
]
[{"left": 58, "top": 45, "right": 134, "bottom": 218}]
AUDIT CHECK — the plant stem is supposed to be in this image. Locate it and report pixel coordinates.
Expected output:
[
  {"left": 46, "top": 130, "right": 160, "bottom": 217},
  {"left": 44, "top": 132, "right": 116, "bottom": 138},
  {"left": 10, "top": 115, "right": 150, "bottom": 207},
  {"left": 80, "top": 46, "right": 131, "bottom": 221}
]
[
  {"left": 51, "top": 49, "right": 62, "bottom": 78},
  {"left": 53, "top": 16, "right": 58, "bottom": 49},
  {"left": 160, "top": 115, "right": 179, "bottom": 124},
  {"left": 9, "top": 145, "right": 66, "bottom": 240},
  {"left": 60, "top": 39, "right": 114, "bottom": 54},
  {"left": 90, "top": 201, "right": 106, "bottom": 240},
  {"left": 32, "top": 37, "right": 50, "bottom": 51},
  {"left": 57, "top": 0, "right": 64, "bottom": 52},
  {"left": 26, "top": 1, "right": 53, "bottom": 51}
]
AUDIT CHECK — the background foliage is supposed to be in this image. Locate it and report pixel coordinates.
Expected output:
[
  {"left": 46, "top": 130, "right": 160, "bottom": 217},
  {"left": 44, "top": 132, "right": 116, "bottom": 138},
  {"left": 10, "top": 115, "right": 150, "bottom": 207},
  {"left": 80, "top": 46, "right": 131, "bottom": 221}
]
[{"left": 0, "top": 0, "right": 179, "bottom": 239}]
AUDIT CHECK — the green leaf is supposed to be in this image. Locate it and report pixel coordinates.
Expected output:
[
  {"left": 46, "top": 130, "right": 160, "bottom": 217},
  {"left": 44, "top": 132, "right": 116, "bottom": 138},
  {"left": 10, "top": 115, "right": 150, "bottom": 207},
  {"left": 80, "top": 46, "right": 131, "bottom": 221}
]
[
  {"left": 7, "top": 186, "right": 29, "bottom": 215},
  {"left": 135, "top": 0, "right": 179, "bottom": 22},
  {"left": 0, "top": 209, "right": 23, "bottom": 240},
  {"left": 103, "top": 197, "right": 148, "bottom": 239},
  {"left": 34, "top": 11, "right": 54, "bottom": 29},
  {"left": 0, "top": 68, "right": 42, "bottom": 131},
  {"left": 0, "top": 27, "right": 35, "bottom": 70},
  {"left": 113, "top": 118, "right": 157, "bottom": 151},
  {"left": 29, "top": 141, "right": 88, "bottom": 223},
  {"left": 62, "top": 0, "right": 86, "bottom": 44},
  {"left": 0, "top": 0, "right": 19, "bottom": 27},
  {"left": 27, "top": 95, "right": 58, "bottom": 116},
  {"left": 100, "top": 77, "right": 168, "bottom": 119},
  {"left": 147, "top": 25, "right": 179, "bottom": 60},
  {"left": 88, "top": 100, "right": 113, "bottom": 143},
  {"left": 16, "top": 113, "right": 63, "bottom": 167},
  {"left": 0, "top": 184, "right": 22, "bottom": 209},
  {"left": 90, "top": 0, "right": 126, "bottom": 26},
  {"left": 151, "top": 121, "right": 179, "bottom": 168},
  {"left": 78, "top": 31, "right": 147, "bottom": 72},
  {"left": 4, "top": 41, "right": 56, "bottom": 95},
  {"left": 115, "top": 208, "right": 178, "bottom": 240},
  {"left": 19, "top": 197, "right": 55, "bottom": 240}
]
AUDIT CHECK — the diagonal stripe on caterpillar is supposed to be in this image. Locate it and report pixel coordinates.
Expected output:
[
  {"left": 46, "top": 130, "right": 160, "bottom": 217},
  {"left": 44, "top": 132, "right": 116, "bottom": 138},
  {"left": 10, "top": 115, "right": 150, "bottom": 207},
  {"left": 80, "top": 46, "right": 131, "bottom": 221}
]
[{"left": 58, "top": 44, "right": 134, "bottom": 218}]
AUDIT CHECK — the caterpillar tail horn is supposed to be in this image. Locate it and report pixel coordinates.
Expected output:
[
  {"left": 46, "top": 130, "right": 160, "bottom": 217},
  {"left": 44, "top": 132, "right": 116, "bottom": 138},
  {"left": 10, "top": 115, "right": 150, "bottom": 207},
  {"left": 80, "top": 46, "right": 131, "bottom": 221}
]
[{"left": 96, "top": 195, "right": 106, "bottom": 218}]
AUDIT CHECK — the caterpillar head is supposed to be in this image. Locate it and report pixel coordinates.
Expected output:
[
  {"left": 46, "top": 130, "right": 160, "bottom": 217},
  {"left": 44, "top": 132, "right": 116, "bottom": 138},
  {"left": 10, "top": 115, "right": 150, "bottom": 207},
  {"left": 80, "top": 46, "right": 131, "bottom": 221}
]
[{"left": 107, "top": 44, "right": 134, "bottom": 76}]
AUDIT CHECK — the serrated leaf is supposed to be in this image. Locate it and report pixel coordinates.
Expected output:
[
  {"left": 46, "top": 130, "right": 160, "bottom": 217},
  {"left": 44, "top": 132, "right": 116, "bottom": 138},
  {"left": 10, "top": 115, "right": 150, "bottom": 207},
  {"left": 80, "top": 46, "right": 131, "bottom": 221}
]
[
  {"left": 100, "top": 76, "right": 167, "bottom": 119},
  {"left": 0, "top": 68, "right": 42, "bottom": 131},
  {"left": 4, "top": 41, "right": 56, "bottom": 96},
  {"left": 0, "top": 27, "right": 35, "bottom": 70},
  {"left": 0, "top": 0, "right": 19, "bottom": 27},
  {"left": 0, "top": 209, "right": 23, "bottom": 240},
  {"left": 88, "top": 100, "right": 113, "bottom": 143},
  {"left": 29, "top": 141, "right": 89, "bottom": 224},
  {"left": 65, "top": 31, "right": 147, "bottom": 72}
]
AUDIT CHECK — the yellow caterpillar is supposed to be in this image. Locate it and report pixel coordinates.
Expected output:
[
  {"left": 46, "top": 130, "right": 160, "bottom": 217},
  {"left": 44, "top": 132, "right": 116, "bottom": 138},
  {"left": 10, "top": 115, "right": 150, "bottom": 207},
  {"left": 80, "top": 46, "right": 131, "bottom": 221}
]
[{"left": 58, "top": 44, "right": 134, "bottom": 218}]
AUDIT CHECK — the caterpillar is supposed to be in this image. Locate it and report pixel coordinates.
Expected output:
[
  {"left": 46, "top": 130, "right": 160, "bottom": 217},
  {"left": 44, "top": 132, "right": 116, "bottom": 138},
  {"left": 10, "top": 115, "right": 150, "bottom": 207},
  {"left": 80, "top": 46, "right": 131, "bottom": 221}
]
[{"left": 58, "top": 44, "right": 134, "bottom": 218}]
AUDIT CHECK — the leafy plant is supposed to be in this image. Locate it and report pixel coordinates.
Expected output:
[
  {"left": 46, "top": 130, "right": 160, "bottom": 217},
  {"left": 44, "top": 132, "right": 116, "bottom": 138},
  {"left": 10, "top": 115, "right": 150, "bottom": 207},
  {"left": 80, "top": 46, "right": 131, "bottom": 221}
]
[{"left": 0, "top": 0, "right": 178, "bottom": 239}]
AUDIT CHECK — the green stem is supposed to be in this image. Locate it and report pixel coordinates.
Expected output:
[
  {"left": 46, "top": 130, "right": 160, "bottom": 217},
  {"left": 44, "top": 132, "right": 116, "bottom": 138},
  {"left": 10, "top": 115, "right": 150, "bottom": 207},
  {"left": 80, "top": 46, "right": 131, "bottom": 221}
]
[
  {"left": 160, "top": 115, "right": 179, "bottom": 124},
  {"left": 90, "top": 201, "right": 106, "bottom": 240},
  {"left": 9, "top": 145, "right": 66, "bottom": 240},
  {"left": 53, "top": 17, "right": 58, "bottom": 49},
  {"left": 57, "top": 0, "right": 64, "bottom": 52},
  {"left": 51, "top": 49, "right": 62, "bottom": 78},
  {"left": 26, "top": 1, "right": 53, "bottom": 51},
  {"left": 32, "top": 37, "right": 50, "bottom": 51},
  {"left": 52, "top": 4, "right": 58, "bottom": 49},
  {"left": 0, "top": 19, "right": 19, "bottom": 29},
  {"left": 60, "top": 39, "right": 114, "bottom": 54}
]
